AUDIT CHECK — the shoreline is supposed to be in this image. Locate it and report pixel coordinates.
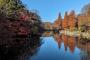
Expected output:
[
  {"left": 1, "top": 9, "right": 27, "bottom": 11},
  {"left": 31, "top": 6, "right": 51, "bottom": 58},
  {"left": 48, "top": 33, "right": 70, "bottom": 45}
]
[{"left": 60, "top": 30, "right": 90, "bottom": 39}]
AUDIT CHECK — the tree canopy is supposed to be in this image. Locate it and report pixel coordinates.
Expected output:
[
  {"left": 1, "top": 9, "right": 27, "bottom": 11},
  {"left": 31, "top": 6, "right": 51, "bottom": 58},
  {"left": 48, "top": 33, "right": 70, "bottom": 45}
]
[
  {"left": 0, "top": 0, "right": 43, "bottom": 37},
  {"left": 0, "top": 0, "right": 25, "bottom": 17},
  {"left": 81, "top": 3, "right": 90, "bottom": 16}
]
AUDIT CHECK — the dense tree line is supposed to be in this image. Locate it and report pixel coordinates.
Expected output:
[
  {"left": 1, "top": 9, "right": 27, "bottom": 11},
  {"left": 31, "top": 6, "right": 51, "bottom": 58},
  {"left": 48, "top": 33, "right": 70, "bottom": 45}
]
[
  {"left": 81, "top": 3, "right": 90, "bottom": 16},
  {"left": 79, "top": 3, "right": 90, "bottom": 32},
  {"left": 0, "top": 0, "right": 43, "bottom": 38},
  {"left": 0, "top": 0, "right": 43, "bottom": 60}
]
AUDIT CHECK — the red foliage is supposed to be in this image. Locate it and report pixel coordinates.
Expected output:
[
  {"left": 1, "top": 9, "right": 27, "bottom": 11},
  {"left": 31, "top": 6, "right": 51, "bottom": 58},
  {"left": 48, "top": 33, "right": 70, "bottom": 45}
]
[
  {"left": 18, "top": 27, "right": 29, "bottom": 35},
  {"left": 0, "top": 9, "right": 35, "bottom": 37},
  {"left": 20, "top": 14, "right": 29, "bottom": 21},
  {"left": 7, "top": 20, "right": 31, "bottom": 36},
  {"left": 19, "top": 11, "right": 29, "bottom": 21}
]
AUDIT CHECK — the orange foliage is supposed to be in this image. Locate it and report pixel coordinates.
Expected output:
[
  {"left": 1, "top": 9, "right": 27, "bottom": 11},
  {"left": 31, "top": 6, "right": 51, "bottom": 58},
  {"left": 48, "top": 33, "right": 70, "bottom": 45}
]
[
  {"left": 62, "top": 12, "right": 69, "bottom": 30},
  {"left": 62, "top": 35, "right": 68, "bottom": 51},
  {"left": 68, "top": 36, "right": 75, "bottom": 53},
  {"left": 68, "top": 11, "right": 75, "bottom": 31}
]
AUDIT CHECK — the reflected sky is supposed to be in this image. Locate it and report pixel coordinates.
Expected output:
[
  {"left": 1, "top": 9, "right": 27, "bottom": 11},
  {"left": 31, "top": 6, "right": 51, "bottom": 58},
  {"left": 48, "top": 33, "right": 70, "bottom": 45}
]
[{"left": 30, "top": 36, "right": 81, "bottom": 60}]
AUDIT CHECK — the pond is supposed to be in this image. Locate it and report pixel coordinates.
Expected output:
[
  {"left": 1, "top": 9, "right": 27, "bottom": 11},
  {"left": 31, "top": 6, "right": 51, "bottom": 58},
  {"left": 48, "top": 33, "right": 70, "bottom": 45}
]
[{"left": 29, "top": 32, "right": 90, "bottom": 60}]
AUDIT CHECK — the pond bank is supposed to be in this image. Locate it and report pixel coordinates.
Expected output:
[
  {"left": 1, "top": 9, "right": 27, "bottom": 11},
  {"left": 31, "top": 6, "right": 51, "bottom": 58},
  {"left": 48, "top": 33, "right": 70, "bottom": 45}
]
[{"left": 60, "top": 30, "right": 90, "bottom": 39}]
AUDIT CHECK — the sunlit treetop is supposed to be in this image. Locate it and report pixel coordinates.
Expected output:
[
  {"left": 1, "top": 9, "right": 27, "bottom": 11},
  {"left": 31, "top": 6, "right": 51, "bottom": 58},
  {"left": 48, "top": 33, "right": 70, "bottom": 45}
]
[{"left": 0, "top": 0, "right": 25, "bottom": 16}]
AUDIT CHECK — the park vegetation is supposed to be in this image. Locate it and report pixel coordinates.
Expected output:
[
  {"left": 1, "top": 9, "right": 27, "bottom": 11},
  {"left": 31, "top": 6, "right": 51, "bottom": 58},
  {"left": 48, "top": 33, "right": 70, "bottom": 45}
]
[{"left": 0, "top": 0, "right": 44, "bottom": 60}]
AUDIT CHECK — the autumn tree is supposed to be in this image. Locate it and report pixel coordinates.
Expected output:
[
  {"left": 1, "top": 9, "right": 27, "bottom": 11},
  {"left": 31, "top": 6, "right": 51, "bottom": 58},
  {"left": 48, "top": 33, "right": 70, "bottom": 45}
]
[
  {"left": 0, "top": 0, "right": 43, "bottom": 37},
  {"left": 68, "top": 10, "right": 76, "bottom": 31},
  {"left": 53, "top": 13, "right": 62, "bottom": 30},
  {"left": 81, "top": 3, "right": 90, "bottom": 16},
  {"left": 62, "top": 12, "right": 69, "bottom": 30},
  {"left": 78, "top": 3, "right": 90, "bottom": 32}
]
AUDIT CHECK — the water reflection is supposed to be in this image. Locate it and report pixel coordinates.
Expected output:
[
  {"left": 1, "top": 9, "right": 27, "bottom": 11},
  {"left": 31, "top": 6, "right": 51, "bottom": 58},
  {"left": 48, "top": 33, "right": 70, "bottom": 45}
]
[
  {"left": 30, "top": 32, "right": 90, "bottom": 60},
  {"left": 53, "top": 34, "right": 76, "bottom": 53},
  {"left": 30, "top": 33, "right": 78, "bottom": 60},
  {"left": 68, "top": 36, "right": 76, "bottom": 53},
  {"left": 0, "top": 35, "right": 41, "bottom": 60},
  {"left": 62, "top": 34, "right": 68, "bottom": 51},
  {"left": 77, "top": 38, "right": 90, "bottom": 60},
  {"left": 54, "top": 34, "right": 62, "bottom": 48},
  {"left": 1, "top": 31, "right": 90, "bottom": 60}
]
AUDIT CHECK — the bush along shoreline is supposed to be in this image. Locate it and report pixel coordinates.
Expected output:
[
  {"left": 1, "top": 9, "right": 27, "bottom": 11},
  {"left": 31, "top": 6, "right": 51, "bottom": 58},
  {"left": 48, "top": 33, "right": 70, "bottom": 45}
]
[{"left": 0, "top": 0, "right": 44, "bottom": 60}]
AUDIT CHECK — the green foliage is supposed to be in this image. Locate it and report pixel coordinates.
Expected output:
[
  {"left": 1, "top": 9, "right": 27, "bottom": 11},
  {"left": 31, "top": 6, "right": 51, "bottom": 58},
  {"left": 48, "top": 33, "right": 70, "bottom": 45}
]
[
  {"left": 0, "top": 1, "right": 43, "bottom": 60},
  {"left": 0, "top": 0, "right": 43, "bottom": 37},
  {"left": 0, "top": 0, "right": 24, "bottom": 16}
]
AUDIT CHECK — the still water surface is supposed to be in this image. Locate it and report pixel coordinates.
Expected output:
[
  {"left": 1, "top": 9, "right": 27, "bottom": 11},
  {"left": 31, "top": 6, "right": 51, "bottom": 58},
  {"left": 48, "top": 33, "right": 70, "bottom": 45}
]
[{"left": 29, "top": 33, "right": 90, "bottom": 60}]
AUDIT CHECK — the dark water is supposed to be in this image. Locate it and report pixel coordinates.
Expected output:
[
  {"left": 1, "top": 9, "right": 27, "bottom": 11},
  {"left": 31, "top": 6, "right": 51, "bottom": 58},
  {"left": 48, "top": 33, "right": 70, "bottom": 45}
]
[
  {"left": 1, "top": 32, "right": 90, "bottom": 60},
  {"left": 29, "top": 32, "right": 90, "bottom": 60}
]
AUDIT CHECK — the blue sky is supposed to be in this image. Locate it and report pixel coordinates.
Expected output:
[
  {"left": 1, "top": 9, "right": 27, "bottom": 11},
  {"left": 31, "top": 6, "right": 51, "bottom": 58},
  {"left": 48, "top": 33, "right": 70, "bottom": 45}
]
[{"left": 21, "top": 0, "right": 90, "bottom": 23}]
